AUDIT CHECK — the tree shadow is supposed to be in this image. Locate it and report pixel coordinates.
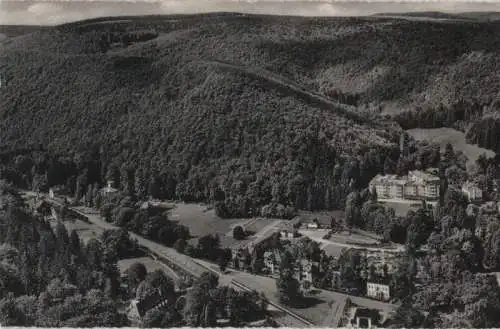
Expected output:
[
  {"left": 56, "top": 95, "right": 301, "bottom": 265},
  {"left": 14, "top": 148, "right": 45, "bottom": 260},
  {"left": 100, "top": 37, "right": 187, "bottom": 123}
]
[{"left": 293, "top": 296, "right": 325, "bottom": 309}]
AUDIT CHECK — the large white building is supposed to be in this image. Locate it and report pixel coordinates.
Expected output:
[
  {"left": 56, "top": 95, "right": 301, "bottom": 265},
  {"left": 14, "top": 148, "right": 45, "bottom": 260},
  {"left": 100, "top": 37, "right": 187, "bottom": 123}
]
[{"left": 369, "top": 170, "right": 440, "bottom": 201}]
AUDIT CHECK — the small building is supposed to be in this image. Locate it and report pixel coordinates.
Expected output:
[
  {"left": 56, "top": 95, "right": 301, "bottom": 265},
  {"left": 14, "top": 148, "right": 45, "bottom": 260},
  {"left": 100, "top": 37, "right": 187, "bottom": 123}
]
[
  {"left": 462, "top": 182, "right": 482, "bottom": 202},
  {"left": 233, "top": 248, "right": 251, "bottom": 271},
  {"left": 280, "top": 230, "right": 296, "bottom": 240},
  {"left": 480, "top": 201, "right": 498, "bottom": 215},
  {"left": 100, "top": 180, "right": 119, "bottom": 198},
  {"left": 34, "top": 200, "right": 52, "bottom": 218},
  {"left": 307, "top": 222, "right": 319, "bottom": 229},
  {"left": 366, "top": 282, "right": 390, "bottom": 301},
  {"left": 263, "top": 250, "right": 282, "bottom": 275},
  {"left": 467, "top": 203, "right": 480, "bottom": 217},
  {"left": 248, "top": 230, "right": 277, "bottom": 254},
  {"left": 331, "top": 270, "right": 342, "bottom": 290},
  {"left": 474, "top": 216, "right": 491, "bottom": 241},
  {"left": 127, "top": 288, "right": 172, "bottom": 324},
  {"left": 347, "top": 307, "right": 382, "bottom": 329},
  {"left": 294, "top": 259, "right": 313, "bottom": 291}
]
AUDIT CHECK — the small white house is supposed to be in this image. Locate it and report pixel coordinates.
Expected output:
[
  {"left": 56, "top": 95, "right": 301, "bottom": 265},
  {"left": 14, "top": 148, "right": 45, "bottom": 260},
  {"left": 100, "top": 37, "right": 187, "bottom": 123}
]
[
  {"left": 263, "top": 250, "right": 281, "bottom": 275},
  {"left": 280, "top": 230, "right": 295, "bottom": 239},
  {"left": 307, "top": 222, "right": 319, "bottom": 229},
  {"left": 462, "top": 182, "right": 483, "bottom": 202},
  {"left": 366, "top": 282, "right": 390, "bottom": 301}
]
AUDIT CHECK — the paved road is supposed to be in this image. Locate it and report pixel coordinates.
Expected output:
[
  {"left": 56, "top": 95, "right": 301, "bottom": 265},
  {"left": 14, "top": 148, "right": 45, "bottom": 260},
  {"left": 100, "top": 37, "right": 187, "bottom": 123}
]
[
  {"left": 192, "top": 258, "right": 314, "bottom": 327},
  {"left": 322, "top": 296, "right": 347, "bottom": 327},
  {"left": 28, "top": 191, "right": 397, "bottom": 325},
  {"left": 254, "top": 219, "right": 282, "bottom": 238},
  {"left": 71, "top": 205, "right": 209, "bottom": 278},
  {"left": 28, "top": 191, "right": 313, "bottom": 326},
  {"left": 192, "top": 257, "right": 397, "bottom": 325},
  {"left": 299, "top": 229, "right": 405, "bottom": 253}
]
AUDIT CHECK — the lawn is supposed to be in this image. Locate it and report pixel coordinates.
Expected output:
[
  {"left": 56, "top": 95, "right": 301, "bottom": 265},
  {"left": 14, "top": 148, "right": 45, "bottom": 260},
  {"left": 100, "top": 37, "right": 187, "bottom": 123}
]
[
  {"left": 407, "top": 127, "right": 495, "bottom": 170},
  {"left": 169, "top": 203, "right": 252, "bottom": 238},
  {"left": 322, "top": 244, "right": 349, "bottom": 258},
  {"left": 169, "top": 203, "right": 281, "bottom": 249},
  {"left": 380, "top": 200, "right": 423, "bottom": 216}
]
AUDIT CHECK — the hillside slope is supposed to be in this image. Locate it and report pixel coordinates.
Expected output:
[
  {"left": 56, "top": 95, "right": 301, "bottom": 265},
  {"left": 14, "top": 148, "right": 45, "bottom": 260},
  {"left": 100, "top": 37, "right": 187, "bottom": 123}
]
[
  {"left": 3, "top": 14, "right": 500, "bottom": 112},
  {"left": 3, "top": 13, "right": 500, "bottom": 212},
  {"left": 0, "top": 16, "right": 405, "bottom": 216}
]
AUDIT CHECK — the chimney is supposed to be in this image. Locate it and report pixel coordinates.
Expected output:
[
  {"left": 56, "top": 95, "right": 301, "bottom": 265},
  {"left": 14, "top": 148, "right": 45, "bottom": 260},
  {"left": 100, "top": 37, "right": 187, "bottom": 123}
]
[{"left": 107, "top": 181, "right": 113, "bottom": 189}]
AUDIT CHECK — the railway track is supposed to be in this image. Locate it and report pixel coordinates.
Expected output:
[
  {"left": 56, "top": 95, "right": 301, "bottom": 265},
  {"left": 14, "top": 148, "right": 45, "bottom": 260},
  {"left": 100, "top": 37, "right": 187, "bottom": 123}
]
[
  {"left": 36, "top": 193, "right": 315, "bottom": 327},
  {"left": 193, "top": 259, "right": 315, "bottom": 327}
]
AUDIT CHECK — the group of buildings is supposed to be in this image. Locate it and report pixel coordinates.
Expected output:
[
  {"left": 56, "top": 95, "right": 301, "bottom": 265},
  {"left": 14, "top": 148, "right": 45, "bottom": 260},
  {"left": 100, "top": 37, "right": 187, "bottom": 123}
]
[
  {"left": 262, "top": 249, "right": 314, "bottom": 291},
  {"left": 369, "top": 169, "right": 483, "bottom": 202}
]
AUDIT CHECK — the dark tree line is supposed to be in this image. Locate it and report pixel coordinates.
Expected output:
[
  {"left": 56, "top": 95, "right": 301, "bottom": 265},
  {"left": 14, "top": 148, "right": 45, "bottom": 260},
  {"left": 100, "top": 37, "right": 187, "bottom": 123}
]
[{"left": 394, "top": 99, "right": 485, "bottom": 131}]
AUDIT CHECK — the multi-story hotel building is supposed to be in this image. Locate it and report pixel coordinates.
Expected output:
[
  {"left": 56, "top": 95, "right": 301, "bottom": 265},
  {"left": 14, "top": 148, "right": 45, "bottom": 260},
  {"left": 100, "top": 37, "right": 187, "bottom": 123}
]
[{"left": 369, "top": 170, "right": 440, "bottom": 201}]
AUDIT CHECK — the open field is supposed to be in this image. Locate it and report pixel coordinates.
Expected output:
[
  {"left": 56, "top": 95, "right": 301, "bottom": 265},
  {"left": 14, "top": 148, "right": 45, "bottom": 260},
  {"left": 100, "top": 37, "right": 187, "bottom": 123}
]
[
  {"left": 407, "top": 127, "right": 496, "bottom": 170},
  {"left": 299, "top": 229, "right": 404, "bottom": 253},
  {"left": 169, "top": 203, "right": 255, "bottom": 237},
  {"left": 380, "top": 200, "right": 425, "bottom": 216},
  {"left": 170, "top": 203, "right": 281, "bottom": 249},
  {"left": 322, "top": 244, "right": 348, "bottom": 258}
]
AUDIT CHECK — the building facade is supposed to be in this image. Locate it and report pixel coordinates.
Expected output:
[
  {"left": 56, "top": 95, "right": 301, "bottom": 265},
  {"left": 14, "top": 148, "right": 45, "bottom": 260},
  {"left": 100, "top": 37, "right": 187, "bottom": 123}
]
[
  {"left": 369, "top": 170, "right": 440, "bottom": 201},
  {"left": 366, "top": 282, "right": 390, "bottom": 301},
  {"left": 263, "top": 250, "right": 282, "bottom": 275},
  {"left": 462, "top": 182, "right": 483, "bottom": 202}
]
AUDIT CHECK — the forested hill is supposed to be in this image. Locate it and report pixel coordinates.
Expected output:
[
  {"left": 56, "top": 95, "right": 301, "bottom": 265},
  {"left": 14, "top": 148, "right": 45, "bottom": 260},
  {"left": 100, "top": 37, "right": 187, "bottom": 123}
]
[{"left": 1, "top": 13, "right": 499, "bottom": 216}]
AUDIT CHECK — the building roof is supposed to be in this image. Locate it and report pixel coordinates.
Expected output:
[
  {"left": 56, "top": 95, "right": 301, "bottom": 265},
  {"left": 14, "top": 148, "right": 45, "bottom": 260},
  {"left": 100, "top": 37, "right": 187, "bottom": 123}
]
[
  {"left": 370, "top": 174, "right": 406, "bottom": 186},
  {"left": 264, "top": 250, "right": 282, "bottom": 264},
  {"left": 354, "top": 307, "right": 381, "bottom": 320},
  {"left": 250, "top": 230, "right": 277, "bottom": 250},
  {"left": 408, "top": 170, "right": 440, "bottom": 182},
  {"left": 367, "top": 280, "right": 390, "bottom": 287},
  {"left": 134, "top": 289, "right": 170, "bottom": 318},
  {"left": 101, "top": 186, "right": 119, "bottom": 194}
]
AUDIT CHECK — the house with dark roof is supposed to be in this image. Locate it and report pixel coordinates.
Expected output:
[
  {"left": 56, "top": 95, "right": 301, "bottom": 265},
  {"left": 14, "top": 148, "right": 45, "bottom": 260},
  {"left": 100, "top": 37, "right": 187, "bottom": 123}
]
[
  {"left": 35, "top": 200, "right": 52, "bottom": 218},
  {"left": 347, "top": 307, "right": 382, "bottom": 328},
  {"left": 127, "top": 288, "right": 174, "bottom": 324}
]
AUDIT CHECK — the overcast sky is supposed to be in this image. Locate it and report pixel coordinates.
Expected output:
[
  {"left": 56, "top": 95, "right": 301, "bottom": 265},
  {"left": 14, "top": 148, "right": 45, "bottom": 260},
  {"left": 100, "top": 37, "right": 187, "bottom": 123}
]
[{"left": 0, "top": 0, "right": 499, "bottom": 25}]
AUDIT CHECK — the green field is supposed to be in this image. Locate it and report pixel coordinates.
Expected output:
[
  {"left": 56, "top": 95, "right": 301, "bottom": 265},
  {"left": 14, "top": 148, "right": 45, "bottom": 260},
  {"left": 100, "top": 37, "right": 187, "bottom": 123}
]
[
  {"left": 169, "top": 203, "right": 281, "bottom": 249},
  {"left": 407, "top": 127, "right": 495, "bottom": 170}
]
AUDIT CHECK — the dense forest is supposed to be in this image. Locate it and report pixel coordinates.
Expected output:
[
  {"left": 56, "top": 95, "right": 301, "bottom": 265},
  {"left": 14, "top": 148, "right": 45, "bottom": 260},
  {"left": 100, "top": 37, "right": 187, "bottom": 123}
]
[
  {"left": 0, "top": 181, "right": 129, "bottom": 326},
  {"left": 3, "top": 14, "right": 500, "bottom": 214},
  {"left": 0, "top": 181, "right": 268, "bottom": 327}
]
